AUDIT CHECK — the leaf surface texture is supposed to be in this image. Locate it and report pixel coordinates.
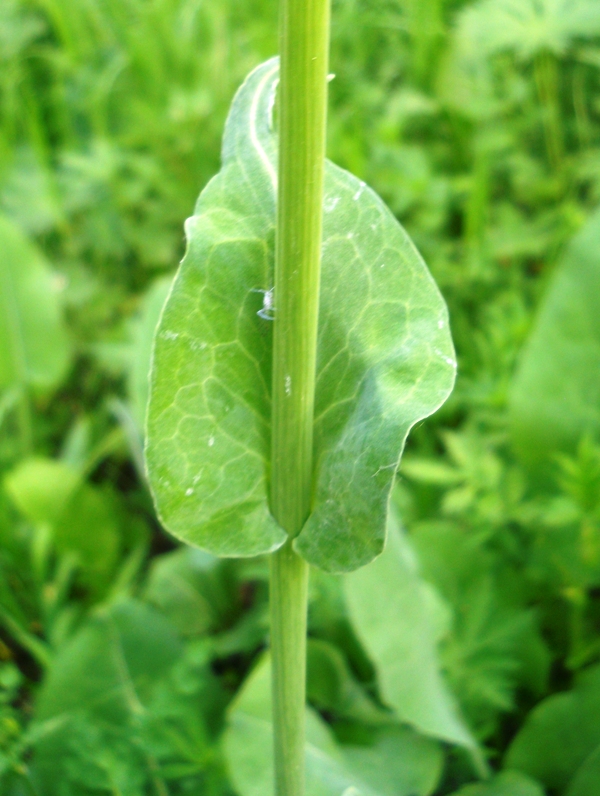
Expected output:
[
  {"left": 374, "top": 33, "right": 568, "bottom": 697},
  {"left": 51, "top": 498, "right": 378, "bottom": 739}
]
[{"left": 146, "top": 58, "right": 455, "bottom": 570}]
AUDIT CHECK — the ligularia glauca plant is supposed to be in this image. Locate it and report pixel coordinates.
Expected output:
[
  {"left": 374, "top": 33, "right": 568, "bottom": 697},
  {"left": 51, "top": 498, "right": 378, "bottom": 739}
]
[{"left": 145, "top": 1, "right": 455, "bottom": 794}]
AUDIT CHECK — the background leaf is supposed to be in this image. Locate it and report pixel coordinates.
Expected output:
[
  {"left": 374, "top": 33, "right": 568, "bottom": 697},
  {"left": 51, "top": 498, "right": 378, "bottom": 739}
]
[
  {"left": 31, "top": 599, "right": 182, "bottom": 794},
  {"left": 447, "top": 770, "right": 544, "bottom": 796},
  {"left": 344, "top": 725, "right": 443, "bottom": 796},
  {"left": 506, "top": 663, "right": 600, "bottom": 791},
  {"left": 566, "top": 745, "right": 600, "bottom": 796},
  {"left": 146, "top": 57, "right": 455, "bottom": 571},
  {"left": 143, "top": 547, "right": 241, "bottom": 637},
  {"left": 344, "top": 512, "right": 479, "bottom": 757},
  {"left": 509, "top": 208, "right": 600, "bottom": 476},
  {"left": 0, "top": 214, "right": 70, "bottom": 393},
  {"left": 5, "top": 457, "right": 120, "bottom": 587},
  {"left": 224, "top": 655, "right": 443, "bottom": 796}
]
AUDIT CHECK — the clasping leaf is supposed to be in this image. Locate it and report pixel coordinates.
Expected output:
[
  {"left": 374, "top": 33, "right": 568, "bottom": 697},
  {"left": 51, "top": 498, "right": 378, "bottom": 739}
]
[{"left": 146, "top": 58, "right": 455, "bottom": 572}]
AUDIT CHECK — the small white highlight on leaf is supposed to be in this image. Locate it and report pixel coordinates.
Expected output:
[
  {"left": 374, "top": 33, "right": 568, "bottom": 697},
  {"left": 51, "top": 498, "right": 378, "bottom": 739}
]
[
  {"left": 438, "top": 319, "right": 444, "bottom": 329},
  {"left": 347, "top": 232, "right": 354, "bottom": 239},
  {"left": 327, "top": 73, "right": 336, "bottom": 82},
  {"left": 380, "top": 263, "right": 385, "bottom": 269},
  {"left": 185, "top": 488, "right": 194, "bottom": 496},
  {"left": 161, "top": 330, "right": 179, "bottom": 341},
  {"left": 353, "top": 181, "right": 366, "bottom": 201},
  {"left": 208, "top": 436, "right": 215, "bottom": 447},
  {"left": 435, "top": 347, "right": 456, "bottom": 367},
  {"left": 342, "top": 788, "right": 361, "bottom": 796},
  {"left": 324, "top": 196, "right": 340, "bottom": 213},
  {"left": 285, "top": 375, "right": 292, "bottom": 396}
]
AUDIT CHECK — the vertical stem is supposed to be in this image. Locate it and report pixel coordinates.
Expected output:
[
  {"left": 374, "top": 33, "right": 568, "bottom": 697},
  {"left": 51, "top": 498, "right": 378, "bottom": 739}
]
[
  {"left": 270, "top": 542, "right": 309, "bottom": 796},
  {"left": 270, "top": 1, "right": 330, "bottom": 795}
]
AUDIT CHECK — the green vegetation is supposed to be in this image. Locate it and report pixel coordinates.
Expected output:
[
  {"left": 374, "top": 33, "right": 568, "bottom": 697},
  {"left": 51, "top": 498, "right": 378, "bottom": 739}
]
[{"left": 1, "top": 0, "right": 600, "bottom": 794}]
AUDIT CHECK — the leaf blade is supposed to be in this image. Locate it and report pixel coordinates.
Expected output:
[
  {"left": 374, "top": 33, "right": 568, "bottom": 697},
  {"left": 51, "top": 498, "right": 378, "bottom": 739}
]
[{"left": 146, "top": 58, "right": 455, "bottom": 570}]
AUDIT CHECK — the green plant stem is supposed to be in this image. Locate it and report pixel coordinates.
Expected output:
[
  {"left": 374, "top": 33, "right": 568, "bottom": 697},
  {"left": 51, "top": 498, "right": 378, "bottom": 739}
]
[
  {"left": 270, "top": 542, "right": 310, "bottom": 796},
  {"left": 270, "top": 0, "right": 330, "bottom": 794}
]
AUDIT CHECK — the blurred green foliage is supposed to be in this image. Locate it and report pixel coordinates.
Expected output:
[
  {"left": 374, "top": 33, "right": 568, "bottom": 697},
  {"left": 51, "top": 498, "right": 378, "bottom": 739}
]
[{"left": 1, "top": 0, "right": 600, "bottom": 793}]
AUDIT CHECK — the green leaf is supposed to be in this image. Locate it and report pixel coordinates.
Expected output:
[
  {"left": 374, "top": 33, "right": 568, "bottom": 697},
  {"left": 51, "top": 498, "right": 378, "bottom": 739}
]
[
  {"left": 447, "top": 771, "right": 544, "bottom": 796},
  {"left": 306, "top": 638, "right": 392, "bottom": 726},
  {"left": 4, "top": 457, "right": 80, "bottom": 526},
  {"left": 5, "top": 457, "right": 120, "bottom": 586},
  {"left": 0, "top": 214, "right": 70, "bottom": 393},
  {"left": 566, "top": 745, "right": 600, "bottom": 796},
  {"left": 38, "top": 599, "right": 180, "bottom": 722},
  {"left": 146, "top": 58, "right": 455, "bottom": 571},
  {"left": 506, "top": 663, "right": 600, "bottom": 791},
  {"left": 31, "top": 600, "right": 182, "bottom": 795},
  {"left": 143, "top": 546, "right": 240, "bottom": 636},
  {"left": 344, "top": 512, "right": 479, "bottom": 756},
  {"left": 509, "top": 209, "right": 600, "bottom": 476},
  {"left": 344, "top": 726, "right": 443, "bottom": 796},
  {"left": 308, "top": 568, "right": 376, "bottom": 685},
  {"left": 224, "top": 654, "right": 443, "bottom": 796}
]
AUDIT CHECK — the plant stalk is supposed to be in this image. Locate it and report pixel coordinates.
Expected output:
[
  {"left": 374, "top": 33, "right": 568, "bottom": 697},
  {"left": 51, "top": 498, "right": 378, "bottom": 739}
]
[{"left": 270, "top": 0, "right": 330, "bottom": 794}]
